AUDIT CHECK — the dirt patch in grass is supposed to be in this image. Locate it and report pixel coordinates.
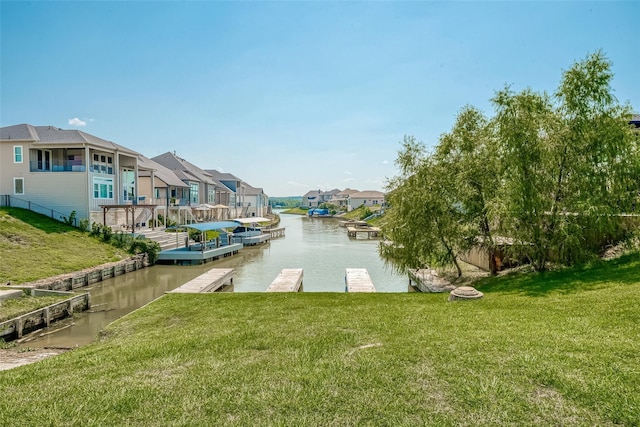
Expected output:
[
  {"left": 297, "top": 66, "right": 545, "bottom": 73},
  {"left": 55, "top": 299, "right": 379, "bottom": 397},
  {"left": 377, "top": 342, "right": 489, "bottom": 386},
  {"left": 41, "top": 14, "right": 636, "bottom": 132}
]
[{"left": 0, "top": 348, "right": 69, "bottom": 371}]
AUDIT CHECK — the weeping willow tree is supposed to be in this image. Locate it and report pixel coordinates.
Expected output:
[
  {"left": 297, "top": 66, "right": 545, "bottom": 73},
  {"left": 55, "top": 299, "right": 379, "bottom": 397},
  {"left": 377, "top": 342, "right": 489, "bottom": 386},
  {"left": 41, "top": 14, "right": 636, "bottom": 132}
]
[
  {"left": 381, "top": 136, "right": 473, "bottom": 279},
  {"left": 383, "top": 51, "right": 639, "bottom": 275},
  {"left": 492, "top": 51, "right": 640, "bottom": 271}
]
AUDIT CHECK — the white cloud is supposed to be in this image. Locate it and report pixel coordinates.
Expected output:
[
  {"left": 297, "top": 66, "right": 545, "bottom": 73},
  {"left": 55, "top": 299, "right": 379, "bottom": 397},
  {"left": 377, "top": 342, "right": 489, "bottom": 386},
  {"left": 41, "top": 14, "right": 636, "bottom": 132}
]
[
  {"left": 382, "top": 160, "right": 389, "bottom": 165},
  {"left": 343, "top": 177, "right": 355, "bottom": 183},
  {"left": 344, "top": 170, "right": 352, "bottom": 175},
  {"left": 68, "top": 117, "right": 87, "bottom": 127}
]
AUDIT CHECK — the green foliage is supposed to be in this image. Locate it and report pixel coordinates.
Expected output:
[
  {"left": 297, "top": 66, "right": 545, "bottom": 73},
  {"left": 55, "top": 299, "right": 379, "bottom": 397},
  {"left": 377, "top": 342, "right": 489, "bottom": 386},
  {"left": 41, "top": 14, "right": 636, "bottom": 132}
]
[
  {"left": 62, "top": 210, "right": 77, "bottom": 226},
  {"left": 128, "top": 237, "right": 160, "bottom": 264},
  {"left": 384, "top": 51, "right": 640, "bottom": 273},
  {"left": 359, "top": 207, "right": 373, "bottom": 220},
  {"left": 188, "top": 228, "right": 202, "bottom": 242},
  {"left": 78, "top": 218, "right": 90, "bottom": 232}
]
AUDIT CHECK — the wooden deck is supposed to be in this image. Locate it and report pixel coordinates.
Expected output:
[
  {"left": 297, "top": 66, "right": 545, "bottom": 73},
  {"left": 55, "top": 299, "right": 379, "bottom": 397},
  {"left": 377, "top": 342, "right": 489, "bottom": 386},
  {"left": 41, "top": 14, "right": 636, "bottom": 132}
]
[
  {"left": 346, "top": 225, "right": 380, "bottom": 238},
  {"left": 345, "top": 268, "right": 376, "bottom": 292},
  {"left": 169, "top": 268, "right": 234, "bottom": 293},
  {"left": 266, "top": 268, "right": 303, "bottom": 292}
]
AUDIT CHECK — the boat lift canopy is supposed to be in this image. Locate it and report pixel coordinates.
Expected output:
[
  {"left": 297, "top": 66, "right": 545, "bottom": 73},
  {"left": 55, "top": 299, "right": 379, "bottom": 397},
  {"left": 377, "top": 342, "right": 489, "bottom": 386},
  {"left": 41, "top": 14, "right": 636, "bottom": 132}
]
[{"left": 171, "top": 221, "right": 240, "bottom": 231}]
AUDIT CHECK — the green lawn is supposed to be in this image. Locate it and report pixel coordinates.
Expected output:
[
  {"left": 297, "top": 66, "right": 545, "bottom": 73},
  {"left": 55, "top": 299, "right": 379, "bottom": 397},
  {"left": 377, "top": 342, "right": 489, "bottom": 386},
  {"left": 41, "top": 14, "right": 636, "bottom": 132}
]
[
  {"left": 0, "top": 208, "right": 129, "bottom": 284},
  {"left": 0, "top": 252, "right": 638, "bottom": 426}
]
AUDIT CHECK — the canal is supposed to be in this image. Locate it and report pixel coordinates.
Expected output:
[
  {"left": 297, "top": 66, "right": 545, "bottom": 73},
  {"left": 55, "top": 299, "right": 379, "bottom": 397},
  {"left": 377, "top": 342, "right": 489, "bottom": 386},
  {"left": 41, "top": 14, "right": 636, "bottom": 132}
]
[{"left": 19, "top": 212, "right": 408, "bottom": 349}]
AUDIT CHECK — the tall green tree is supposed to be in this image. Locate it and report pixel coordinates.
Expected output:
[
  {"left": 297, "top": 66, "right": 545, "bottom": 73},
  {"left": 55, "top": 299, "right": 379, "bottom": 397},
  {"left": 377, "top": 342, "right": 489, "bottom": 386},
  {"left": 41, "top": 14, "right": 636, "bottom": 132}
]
[
  {"left": 493, "top": 51, "right": 639, "bottom": 271},
  {"left": 435, "top": 106, "right": 501, "bottom": 274},
  {"left": 382, "top": 136, "right": 468, "bottom": 278}
]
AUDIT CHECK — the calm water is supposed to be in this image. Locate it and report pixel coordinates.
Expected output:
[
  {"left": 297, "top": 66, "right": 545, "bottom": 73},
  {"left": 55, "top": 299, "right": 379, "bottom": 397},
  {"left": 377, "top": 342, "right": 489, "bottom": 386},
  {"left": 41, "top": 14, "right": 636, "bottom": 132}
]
[{"left": 19, "top": 213, "right": 408, "bottom": 349}]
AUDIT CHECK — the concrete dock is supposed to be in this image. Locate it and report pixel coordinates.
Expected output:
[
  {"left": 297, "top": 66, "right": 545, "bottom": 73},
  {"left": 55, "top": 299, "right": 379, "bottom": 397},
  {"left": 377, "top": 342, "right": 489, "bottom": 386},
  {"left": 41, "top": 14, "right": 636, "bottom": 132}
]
[
  {"left": 345, "top": 268, "right": 376, "bottom": 292},
  {"left": 266, "top": 268, "right": 304, "bottom": 292},
  {"left": 170, "top": 268, "right": 234, "bottom": 293}
]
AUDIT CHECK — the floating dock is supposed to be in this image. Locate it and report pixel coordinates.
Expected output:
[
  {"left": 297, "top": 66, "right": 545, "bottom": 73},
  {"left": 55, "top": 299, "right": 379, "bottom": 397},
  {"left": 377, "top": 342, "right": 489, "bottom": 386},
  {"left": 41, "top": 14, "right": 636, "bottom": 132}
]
[
  {"left": 157, "top": 243, "right": 242, "bottom": 265},
  {"left": 169, "top": 268, "right": 234, "bottom": 293},
  {"left": 346, "top": 222, "right": 380, "bottom": 238},
  {"left": 345, "top": 268, "right": 376, "bottom": 292},
  {"left": 266, "top": 268, "right": 303, "bottom": 292}
]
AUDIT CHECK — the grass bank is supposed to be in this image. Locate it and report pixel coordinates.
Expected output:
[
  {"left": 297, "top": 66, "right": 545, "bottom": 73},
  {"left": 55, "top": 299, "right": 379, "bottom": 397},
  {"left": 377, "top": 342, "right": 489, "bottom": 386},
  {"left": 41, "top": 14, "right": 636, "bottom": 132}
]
[
  {"left": 0, "top": 291, "right": 70, "bottom": 323},
  {"left": 0, "top": 208, "right": 129, "bottom": 284},
  {"left": 0, "top": 252, "right": 638, "bottom": 426}
]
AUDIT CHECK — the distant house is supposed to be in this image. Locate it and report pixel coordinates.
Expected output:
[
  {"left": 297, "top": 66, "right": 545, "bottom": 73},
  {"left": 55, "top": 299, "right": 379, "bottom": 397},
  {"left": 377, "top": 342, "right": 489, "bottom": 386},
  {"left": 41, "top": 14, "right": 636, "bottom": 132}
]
[
  {"left": 151, "top": 152, "right": 217, "bottom": 207},
  {"left": 243, "top": 183, "right": 269, "bottom": 218},
  {"left": 302, "top": 189, "right": 340, "bottom": 208},
  {"left": 0, "top": 124, "right": 145, "bottom": 226},
  {"left": 348, "top": 190, "right": 385, "bottom": 211},
  {"left": 137, "top": 155, "right": 190, "bottom": 224},
  {"left": 631, "top": 114, "right": 640, "bottom": 128},
  {"left": 329, "top": 188, "right": 359, "bottom": 210},
  {"left": 205, "top": 169, "right": 245, "bottom": 218}
]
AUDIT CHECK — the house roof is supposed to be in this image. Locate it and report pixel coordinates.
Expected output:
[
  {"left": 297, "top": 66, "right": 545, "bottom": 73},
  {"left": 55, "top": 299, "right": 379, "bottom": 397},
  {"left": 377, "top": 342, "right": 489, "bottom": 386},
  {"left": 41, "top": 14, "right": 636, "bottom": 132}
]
[
  {"left": 137, "top": 156, "right": 189, "bottom": 188},
  {"left": 350, "top": 190, "right": 385, "bottom": 199},
  {"left": 151, "top": 152, "right": 216, "bottom": 185},
  {"left": 0, "top": 124, "right": 139, "bottom": 156},
  {"left": 335, "top": 188, "right": 359, "bottom": 197},
  {"left": 205, "top": 169, "right": 242, "bottom": 182},
  {"left": 205, "top": 170, "right": 243, "bottom": 193},
  {"left": 243, "top": 182, "right": 265, "bottom": 196}
]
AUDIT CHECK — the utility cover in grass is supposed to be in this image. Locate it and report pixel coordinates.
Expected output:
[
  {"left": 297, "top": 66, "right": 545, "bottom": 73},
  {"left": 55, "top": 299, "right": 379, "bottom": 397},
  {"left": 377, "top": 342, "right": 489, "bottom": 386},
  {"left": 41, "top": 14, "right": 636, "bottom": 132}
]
[{"left": 448, "top": 286, "right": 484, "bottom": 301}]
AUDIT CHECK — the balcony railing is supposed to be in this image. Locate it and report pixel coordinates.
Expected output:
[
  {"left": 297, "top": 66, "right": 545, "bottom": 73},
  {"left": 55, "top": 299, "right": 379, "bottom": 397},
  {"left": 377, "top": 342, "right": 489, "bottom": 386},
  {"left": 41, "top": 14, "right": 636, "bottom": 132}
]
[{"left": 29, "top": 161, "right": 86, "bottom": 172}]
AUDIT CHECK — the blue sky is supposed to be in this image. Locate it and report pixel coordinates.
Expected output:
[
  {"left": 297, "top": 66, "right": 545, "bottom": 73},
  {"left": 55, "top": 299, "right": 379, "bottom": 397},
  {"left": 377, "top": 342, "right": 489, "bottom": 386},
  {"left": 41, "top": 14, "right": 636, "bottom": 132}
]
[{"left": 1, "top": 1, "right": 638, "bottom": 196}]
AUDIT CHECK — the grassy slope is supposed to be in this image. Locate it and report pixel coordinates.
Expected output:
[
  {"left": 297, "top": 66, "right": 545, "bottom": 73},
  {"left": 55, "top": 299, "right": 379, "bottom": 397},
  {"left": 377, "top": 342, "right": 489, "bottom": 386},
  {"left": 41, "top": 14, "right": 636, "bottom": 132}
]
[
  {"left": 0, "top": 253, "right": 638, "bottom": 426},
  {"left": 0, "top": 208, "right": 129, "bottom": 284}
]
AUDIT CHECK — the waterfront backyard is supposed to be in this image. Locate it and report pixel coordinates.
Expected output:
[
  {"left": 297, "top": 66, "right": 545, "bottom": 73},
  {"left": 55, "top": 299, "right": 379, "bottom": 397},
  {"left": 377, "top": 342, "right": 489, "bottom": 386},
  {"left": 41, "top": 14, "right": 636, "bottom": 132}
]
[{"left": 1, "top": 252, "right": 639, "bottom": 426}]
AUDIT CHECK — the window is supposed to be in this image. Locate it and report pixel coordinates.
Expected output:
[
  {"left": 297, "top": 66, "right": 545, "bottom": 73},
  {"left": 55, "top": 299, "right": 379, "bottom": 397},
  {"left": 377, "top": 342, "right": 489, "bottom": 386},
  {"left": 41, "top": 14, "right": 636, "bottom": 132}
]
[
  {"left": 93, "top": 177, "right": 114, "bottom": 199},
  {"left": 92, "top": 152, "right": 113, "bottom": 174},
  {"left": 122, "top": 169, "right": 135, "bottom": 202},
  {"left": 14, "top": 146, "right": 23, "bottom": 163},
  {"left": 13, "top": 178, "right": 24, "bottom": 195},
  {"left": 190, "top": 182, "right": 199, "bottom": 204}
]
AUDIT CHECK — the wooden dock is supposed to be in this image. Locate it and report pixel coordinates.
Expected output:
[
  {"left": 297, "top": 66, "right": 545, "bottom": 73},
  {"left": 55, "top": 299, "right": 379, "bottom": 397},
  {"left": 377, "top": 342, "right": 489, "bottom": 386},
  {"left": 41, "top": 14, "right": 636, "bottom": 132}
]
[
  {"left": 170, "top": 268, "right": 234, "bottom": 293},
  {"left": 346, "top": 225, "right": 380, "bottom": 238},
  {"left": 345, "top": 268, "right": 376, "bottom": 292},
  {"left": 266, "top": 268, "right": 303, "bottom": 292}
]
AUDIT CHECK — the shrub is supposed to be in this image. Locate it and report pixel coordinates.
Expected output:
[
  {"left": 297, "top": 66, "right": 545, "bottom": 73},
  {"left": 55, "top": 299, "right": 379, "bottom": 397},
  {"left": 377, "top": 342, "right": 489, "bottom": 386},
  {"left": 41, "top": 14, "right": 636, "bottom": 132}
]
[{"left": 129, "top": 237, "right": 161, "bottom": 264}]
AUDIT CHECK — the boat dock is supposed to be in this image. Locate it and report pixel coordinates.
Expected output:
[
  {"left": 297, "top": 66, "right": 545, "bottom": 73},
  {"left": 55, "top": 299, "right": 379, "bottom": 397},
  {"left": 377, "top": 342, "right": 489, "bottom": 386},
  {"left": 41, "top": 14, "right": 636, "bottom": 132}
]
[
  {"left": 266, "top": 268, "right": 303, "bottom": 292},
  {"left": 265, "top": 227, "right": 286, "bottom": 239},
  {"left": 345, "top": 268, "right": 376, "bottom": 292},
  {"left": 157, "top": 243, "right": 242, "bottom": 265},
  {"left": 170, "top": 268, "right": 234, "bottom": 293},
  {"left": 346, "top": 221, "right": 381, "bottom": 238}
]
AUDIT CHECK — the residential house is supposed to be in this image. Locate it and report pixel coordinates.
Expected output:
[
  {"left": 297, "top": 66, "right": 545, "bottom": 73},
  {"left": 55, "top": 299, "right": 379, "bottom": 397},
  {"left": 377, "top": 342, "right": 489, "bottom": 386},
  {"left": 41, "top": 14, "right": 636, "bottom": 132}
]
[
  {"left": 243, "top": 183, "right": 269, "bottom": 218},
  {"left": 137, "top": 155, "right": 190, "bottom": 224},
  {"left": 328, "top": 188, "right": 359, "bottom": 210},
  {"left": 1, "top": 123, "right": 144, "bottom": 226},
  {"left": 205, "top": 169, "right": 245, "bottom": 218},
  {"left": 151, "top": 152, "right": 217, "bottom": 207},
  {"left": 347, "top": 190, "right": 385, "bottom": 211},
  {"left": 301, "top": 189, "right": 340, "bottom": 208}
]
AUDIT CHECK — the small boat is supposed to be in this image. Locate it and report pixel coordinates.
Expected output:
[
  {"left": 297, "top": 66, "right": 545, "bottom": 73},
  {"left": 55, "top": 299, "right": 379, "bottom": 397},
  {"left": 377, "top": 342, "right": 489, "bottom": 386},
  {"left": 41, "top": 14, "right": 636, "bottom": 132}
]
[{"left": 308, "top": 208, "right": 333, "bottom": 218}]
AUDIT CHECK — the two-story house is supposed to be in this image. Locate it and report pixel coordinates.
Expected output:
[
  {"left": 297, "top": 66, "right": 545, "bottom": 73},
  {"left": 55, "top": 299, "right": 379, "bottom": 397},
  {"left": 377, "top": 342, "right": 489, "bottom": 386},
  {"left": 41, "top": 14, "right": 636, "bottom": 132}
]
[{"left": 1, "top": 124, "right": 144, "bottom": 226}]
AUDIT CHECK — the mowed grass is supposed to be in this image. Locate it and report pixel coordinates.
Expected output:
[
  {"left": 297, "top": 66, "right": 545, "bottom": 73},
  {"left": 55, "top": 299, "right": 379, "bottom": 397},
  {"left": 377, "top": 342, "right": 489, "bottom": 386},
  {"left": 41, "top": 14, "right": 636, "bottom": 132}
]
[
  {"left": 0, "top": 253, "right": 639, "bottom": 426},
  {"left": 0, "top": 208, "right": 129, "bottom": 284}
]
